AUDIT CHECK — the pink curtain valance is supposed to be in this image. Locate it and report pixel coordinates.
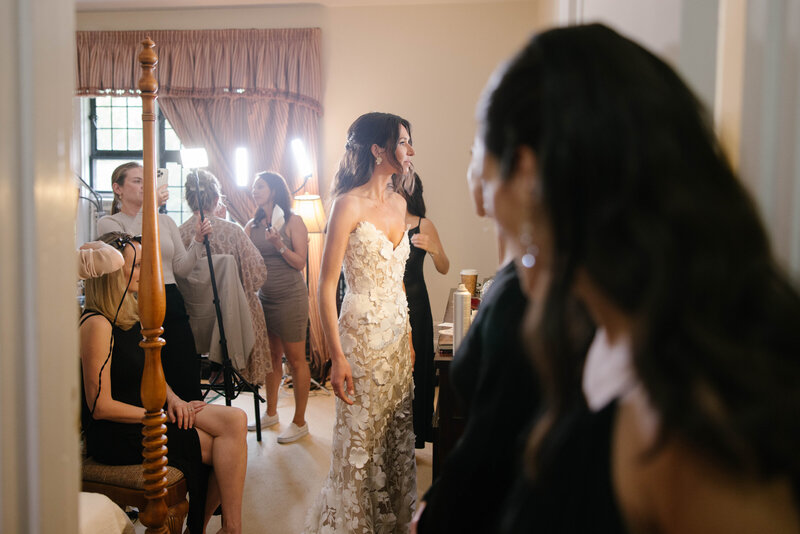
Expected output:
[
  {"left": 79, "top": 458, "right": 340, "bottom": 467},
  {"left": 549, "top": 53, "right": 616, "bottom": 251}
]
[{"left": 76, "top": 28, "right": 322, "bottom": 112}]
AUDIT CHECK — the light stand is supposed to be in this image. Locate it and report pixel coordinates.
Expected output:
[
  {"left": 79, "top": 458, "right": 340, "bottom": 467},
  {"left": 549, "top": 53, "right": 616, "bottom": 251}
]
[{"left": 182, "top": 150, "right": 267, "bottom": 441}]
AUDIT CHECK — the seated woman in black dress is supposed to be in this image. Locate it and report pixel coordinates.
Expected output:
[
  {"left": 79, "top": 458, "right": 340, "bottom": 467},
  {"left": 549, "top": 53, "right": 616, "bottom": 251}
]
[{"left": 80, "top": 232, "right": 248, "bottom": 534}]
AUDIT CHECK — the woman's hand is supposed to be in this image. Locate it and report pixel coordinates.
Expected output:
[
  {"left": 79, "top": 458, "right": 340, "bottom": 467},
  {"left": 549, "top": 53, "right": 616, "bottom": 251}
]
[
  {"left": 265, "top": 227, "right": 284, "bottom": 249},
  {"left": 194, "top": 217, "right": 213, "bottom": 243},
  {"left": 410, "top": 233, "right": 439, "bottom": 255},
  {"left": 413, "top": 219, "right": 450, "bottom": 274},
  {"left": 157, "top": 184, "right": 170, "bottom": 206},
  {"left": 167, "top": 396, "right": 206, "bottom": 429},
  {"left": 330, "top": 356, "right": 355, "bottom": 405}
]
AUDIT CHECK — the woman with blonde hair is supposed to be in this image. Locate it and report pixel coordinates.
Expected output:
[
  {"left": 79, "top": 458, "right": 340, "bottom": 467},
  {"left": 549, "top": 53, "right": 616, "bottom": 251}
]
[
  {"left": 179, "top": 170, "right": 272, "bottom": 389},
  {"left": 81, "top": 232, "right": 247, "bottom": 534},
  {"left": 98, "top": 162, "right": 211, "bottom": 402}
]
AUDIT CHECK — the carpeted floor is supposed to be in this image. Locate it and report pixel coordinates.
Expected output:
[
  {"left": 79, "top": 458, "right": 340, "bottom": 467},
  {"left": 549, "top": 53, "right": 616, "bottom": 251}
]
[{"left": 134, "top": 383, "right": 433, "bottom": 533}]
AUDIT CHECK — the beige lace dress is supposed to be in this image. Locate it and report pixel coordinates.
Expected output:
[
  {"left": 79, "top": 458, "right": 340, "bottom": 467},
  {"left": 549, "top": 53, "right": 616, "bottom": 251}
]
[{"left": 306, "top": 221, "right": 417, "bottom": 534}]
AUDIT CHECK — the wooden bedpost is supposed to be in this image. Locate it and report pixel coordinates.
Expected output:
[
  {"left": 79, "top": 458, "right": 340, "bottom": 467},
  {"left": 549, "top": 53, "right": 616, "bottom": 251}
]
[{"left": 137, "top": 37, "right": 170, "bottom": 534}]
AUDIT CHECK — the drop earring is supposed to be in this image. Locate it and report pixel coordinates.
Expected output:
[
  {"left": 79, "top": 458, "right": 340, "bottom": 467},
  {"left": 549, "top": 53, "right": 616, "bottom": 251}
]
[
  {"left": 375, "top": 155, "right": 383, "bottom": 166},
  {"left": 519, "top": 221, "right": 539, "bottom": 268}
]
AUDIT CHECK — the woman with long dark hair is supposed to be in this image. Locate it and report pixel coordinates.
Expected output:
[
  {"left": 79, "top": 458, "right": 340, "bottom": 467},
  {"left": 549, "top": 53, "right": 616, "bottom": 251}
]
[
  {"left": 401, "top": 172, "right": 449, "bottom": 449},
  {"left": 245, "top": 171, "right": 311, "bottom": 444},
  {"left": 306, "top": 112, "right": 417, "bottom": 533},
  {"left": 468, "top": 24, "right": 800, "bottom": 533}
]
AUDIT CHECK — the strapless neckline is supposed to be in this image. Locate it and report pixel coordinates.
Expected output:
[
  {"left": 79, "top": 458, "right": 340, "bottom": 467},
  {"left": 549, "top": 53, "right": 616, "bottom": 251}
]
[{"left": 353, "top": 220, "right": 407, "bottom": 252}]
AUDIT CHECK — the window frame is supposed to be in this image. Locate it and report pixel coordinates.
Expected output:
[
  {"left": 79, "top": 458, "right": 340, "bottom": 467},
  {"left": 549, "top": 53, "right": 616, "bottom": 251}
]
[{"left": 88, "top": 97, "right": 191, "bottom": 224}]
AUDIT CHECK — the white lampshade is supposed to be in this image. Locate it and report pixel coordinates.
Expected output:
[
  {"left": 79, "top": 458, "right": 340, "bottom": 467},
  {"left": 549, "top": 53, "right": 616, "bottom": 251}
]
[
  {"left": 292, "top": 194, "right": 326, "bottom": 234},
  {"left": 180, "top": 147, "right": 208, "bottom": 169}
]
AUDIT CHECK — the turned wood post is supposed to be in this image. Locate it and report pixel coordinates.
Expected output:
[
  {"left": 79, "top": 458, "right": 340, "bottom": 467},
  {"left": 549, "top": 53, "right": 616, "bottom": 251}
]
[{"left": 137, "top": 37, "right": 169, "bottom": 534}]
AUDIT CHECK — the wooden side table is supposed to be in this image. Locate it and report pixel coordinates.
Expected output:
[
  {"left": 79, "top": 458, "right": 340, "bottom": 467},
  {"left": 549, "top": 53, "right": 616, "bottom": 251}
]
[{"left": 432, "top": 289, "right": 467, "bottom": 478}]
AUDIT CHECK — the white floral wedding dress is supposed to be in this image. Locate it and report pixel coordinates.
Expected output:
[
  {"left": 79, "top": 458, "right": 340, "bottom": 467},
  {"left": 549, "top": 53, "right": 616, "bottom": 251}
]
[{"left": 306, "top": 220, "right": 417, "bottom": 534}]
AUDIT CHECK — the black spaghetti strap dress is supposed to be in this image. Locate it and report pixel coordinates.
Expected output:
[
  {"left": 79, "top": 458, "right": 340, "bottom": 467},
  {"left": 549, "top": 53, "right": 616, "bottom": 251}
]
[
  {"left": 80, "top": 310, "right": 210, "bottom": 534},
  {"left": 404, "top": 217, "right": 436, "bottom": 448}
]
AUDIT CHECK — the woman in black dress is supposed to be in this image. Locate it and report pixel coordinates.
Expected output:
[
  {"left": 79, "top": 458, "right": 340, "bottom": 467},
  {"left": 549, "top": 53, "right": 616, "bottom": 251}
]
[
  {"left": 411, "top": 137, "right": 546, "bottom": 532},
  {"left": 401, "top": 173, "right": 449, "bottom": 448},
  {"left": 80, "top": 232, "right": 248, "bottom": 534},
  {"left": 475, "top": 24, "right": 800, "bottom": 533}
]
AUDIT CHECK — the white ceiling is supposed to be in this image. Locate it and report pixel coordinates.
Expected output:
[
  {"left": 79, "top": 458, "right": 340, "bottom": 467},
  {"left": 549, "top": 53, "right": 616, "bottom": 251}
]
[{"left": 75, "top": 0, "right": 499, "bottom": 11}]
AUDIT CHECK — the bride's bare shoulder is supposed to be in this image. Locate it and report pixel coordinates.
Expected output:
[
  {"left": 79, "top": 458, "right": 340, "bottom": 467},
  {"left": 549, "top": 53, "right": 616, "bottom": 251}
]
[
  {"left": 329, "top": 194, "right": 364, "bottom": 232},
  {"left": 334, "top": 193, "right": 365, "bottom": 209}
]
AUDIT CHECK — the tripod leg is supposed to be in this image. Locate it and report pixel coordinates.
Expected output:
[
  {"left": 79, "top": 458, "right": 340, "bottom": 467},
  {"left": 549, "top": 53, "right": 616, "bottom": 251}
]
[
  {"left": 253, "top": 388, "right": 262, "bottom": 442},
  {"left": 309, "top": 377, "right": 331, "bottom": 395},
  {"left": 223, "top": 360, "right": 233, "bottom": 406}
]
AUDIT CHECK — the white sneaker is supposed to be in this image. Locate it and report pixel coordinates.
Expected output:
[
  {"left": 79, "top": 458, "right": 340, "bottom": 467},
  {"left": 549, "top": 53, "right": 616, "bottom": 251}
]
[
  {"left": 277, "top": 422, "right": 309, "bottom": 444},
  {"left": 247, "top": 413, "right": 279, "bottom": 431}
]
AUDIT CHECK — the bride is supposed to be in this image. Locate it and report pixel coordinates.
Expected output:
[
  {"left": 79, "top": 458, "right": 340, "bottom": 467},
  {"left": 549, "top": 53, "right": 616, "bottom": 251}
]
[{"left": 306, "top": 112, "right": 417, "bottom": 533}]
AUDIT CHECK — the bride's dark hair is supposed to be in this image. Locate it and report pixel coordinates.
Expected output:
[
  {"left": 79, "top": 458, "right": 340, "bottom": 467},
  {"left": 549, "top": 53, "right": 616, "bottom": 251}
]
[{"left": 332, "top": 112, "right": 413, "bottom": 197}]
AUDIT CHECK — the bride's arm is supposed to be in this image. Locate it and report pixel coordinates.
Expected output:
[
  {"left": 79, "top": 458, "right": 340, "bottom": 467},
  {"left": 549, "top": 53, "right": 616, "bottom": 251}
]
[{"left": 318, "top": 196, "right": 360, "bottom": 404}]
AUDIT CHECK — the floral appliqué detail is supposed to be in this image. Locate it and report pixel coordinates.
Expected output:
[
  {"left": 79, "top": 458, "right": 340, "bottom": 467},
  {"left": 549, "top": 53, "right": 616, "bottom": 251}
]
[{"left": 306, "top": 221, "right": 416, "bottom": 534}]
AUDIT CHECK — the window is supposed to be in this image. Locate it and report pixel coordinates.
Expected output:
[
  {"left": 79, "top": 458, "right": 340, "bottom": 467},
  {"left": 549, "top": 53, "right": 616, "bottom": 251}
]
[{"left": 89, "top": 96, "right": 193, "bottom": 225}]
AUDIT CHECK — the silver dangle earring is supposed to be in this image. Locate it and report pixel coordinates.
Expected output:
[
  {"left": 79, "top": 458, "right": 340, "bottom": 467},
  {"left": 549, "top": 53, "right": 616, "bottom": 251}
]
[
  {"left": 519, "top": 221, "right": 539, "bottom": 268},
  {"left": 375, "top": 155, "right": 383, "bottom": 166}
]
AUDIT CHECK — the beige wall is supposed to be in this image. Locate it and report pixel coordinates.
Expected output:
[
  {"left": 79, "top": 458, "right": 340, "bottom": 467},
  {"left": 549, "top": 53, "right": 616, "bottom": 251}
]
[
  {"left": 2, "top": 0, "right": 80, "bottom": 531},
  {"left": 77, "top": 0, "right": 553, "bottom": 319},
  {"left": 739, "top": 0, "right": 800, "bottom": 278}
]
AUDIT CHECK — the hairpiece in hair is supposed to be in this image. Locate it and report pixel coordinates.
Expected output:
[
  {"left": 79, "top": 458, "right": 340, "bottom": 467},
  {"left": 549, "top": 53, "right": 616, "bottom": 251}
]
[
  {"left": 111, "top": 235, "right": 142, "bottom": 251},
  {"left": 345, "top": 137, "right": 360, "bottom": 151}
]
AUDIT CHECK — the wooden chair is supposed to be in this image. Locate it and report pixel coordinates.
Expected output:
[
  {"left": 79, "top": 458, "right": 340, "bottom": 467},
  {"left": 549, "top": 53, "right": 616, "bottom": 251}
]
[{"left": 82, "top": 457, "right": 188, "bottom": 534}]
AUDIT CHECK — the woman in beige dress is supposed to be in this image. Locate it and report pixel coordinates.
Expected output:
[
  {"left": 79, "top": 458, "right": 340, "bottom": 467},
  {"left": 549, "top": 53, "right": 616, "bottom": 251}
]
[{"left": 245, "top": 171, "right": 311, "bottom": 444}]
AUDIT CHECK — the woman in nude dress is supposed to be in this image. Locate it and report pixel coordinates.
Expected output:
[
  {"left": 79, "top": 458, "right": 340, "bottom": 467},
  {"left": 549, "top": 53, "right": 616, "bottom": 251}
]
[{"left": 245, "top": 171, "right": 311, "bottom": 444}]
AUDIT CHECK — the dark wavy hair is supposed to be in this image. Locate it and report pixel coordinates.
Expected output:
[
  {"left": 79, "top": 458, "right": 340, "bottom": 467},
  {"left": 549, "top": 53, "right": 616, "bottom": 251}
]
[
  {"left": 401, "top": 173, "right": 426, "bottom": 218},
  {"left": 485, "top": 24, "right": 800, "bottom": 481},
  {"left": 252, "top": 171, "right": 293, "bottom": 228},
  {"left": 332, "top": 112, "right": 414, "bottom": 197}
]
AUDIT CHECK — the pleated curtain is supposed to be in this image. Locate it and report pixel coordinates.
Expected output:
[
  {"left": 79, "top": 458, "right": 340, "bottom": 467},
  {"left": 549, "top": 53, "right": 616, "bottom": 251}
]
[{"left": 76, "top": 28, "right": 329, "bottom": 369}]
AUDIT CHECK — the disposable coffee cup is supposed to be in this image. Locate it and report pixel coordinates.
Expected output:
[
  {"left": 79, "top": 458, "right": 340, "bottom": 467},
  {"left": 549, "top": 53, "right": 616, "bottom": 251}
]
[{"left": 460, "top": 269, "right": 478, "bottom": 296}]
